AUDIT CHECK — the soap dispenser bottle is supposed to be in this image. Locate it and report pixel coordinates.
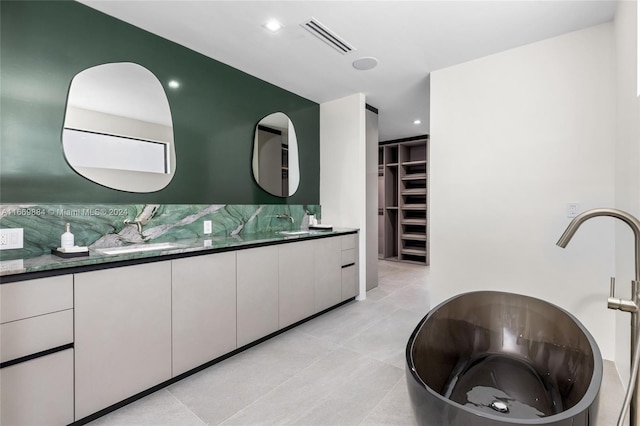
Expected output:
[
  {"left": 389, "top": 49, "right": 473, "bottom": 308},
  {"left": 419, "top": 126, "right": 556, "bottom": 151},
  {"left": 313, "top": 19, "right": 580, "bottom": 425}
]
[
  {"left": 61, "top": 223, "right": 74, "bottom": 249},
  {"left": 302, "top": 211, "right": 312, "bottom": 230}
]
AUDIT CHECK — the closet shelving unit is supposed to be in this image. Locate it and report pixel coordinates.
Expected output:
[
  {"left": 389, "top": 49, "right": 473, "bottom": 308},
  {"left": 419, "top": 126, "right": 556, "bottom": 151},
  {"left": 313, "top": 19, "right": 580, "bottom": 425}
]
[{"left": 380, "top": 136, "right": 429, "bottom": 265}]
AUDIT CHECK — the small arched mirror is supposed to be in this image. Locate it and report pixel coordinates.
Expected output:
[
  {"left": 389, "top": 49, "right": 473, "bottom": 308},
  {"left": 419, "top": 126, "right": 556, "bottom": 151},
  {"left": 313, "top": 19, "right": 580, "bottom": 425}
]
[
  {"left": 252, "top": 112, "right": 300, "bottom": 197},
  {"left": 62, "top": 62, "right": 176, "bottom": 192}
]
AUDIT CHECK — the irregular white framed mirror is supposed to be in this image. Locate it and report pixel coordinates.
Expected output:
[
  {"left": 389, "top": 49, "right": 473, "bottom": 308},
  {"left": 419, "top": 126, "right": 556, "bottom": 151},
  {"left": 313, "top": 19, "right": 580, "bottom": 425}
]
[
  {"left": 252, "top": 112, "right": 300, "bottom": 197},
  {"left": 62, "top": 62, "right": 176, "bottom": 192}
]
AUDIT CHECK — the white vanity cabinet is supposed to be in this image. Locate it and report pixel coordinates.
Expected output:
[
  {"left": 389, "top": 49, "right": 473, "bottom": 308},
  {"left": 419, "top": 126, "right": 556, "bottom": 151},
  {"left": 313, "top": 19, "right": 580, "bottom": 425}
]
[
  {"left": 313, "top": 236, "right": 342, "bottom": 312},
  {"left": 341, "top": 234, "right": 359, "bottom": 299},
  {"left": 237, "top": 245, "right": 279, "bottom": 347},
  {"left": 172, "top": 252, "right": 237, "bottom": 376},
  {"left": 279, "top": 240, "right": 315, "bottom": 328},
  {"left": 0, "top": 231, "right": 358, "bottom": 423},
  {"left": 74, "top": 261, "right": 172, "bottom": 420},
  {"left": 0, "top": 275, "right": 74, "bottom": 426}
]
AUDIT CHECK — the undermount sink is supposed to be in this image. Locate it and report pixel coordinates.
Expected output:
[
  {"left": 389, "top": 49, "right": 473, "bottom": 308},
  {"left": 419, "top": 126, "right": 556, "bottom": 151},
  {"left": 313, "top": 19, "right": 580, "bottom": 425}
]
[
  {"left": 96, "top": 242, "right": 184, "bottom": 255},
  {"left": 278, "top": 230, "right": 313, "bottom": 236}
]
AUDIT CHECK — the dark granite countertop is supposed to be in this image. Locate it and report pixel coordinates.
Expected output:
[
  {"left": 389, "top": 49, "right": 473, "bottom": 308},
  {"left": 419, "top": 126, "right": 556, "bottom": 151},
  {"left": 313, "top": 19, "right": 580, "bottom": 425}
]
[{"left": 0, "top": 229, "right": 358, "bottom": 281}]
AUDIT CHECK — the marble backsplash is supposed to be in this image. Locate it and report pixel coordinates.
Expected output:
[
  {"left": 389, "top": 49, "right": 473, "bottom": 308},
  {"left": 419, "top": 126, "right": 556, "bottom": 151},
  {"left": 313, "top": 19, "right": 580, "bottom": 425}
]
[{"left": 0, "top": 204, "right": 320, "bottom": 260}]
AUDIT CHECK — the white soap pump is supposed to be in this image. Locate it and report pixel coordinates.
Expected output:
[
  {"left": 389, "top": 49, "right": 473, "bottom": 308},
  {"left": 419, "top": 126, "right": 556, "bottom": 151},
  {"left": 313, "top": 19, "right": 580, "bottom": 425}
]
[{"left": 61, "top": 223, "right": 74, "bottom": 249}]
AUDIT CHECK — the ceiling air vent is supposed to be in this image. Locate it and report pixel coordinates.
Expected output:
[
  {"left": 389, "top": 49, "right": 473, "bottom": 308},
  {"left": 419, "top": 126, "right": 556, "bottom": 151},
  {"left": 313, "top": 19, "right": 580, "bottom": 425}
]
[{"left": 301, "top": 18, "right": 355, "bottom": 55}]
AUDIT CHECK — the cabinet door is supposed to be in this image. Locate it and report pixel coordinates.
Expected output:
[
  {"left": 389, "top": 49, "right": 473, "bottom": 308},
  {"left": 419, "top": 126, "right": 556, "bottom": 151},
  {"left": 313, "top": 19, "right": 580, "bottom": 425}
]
[
  {"left": 74, "top": 261, "right": 172, "bottom": 420},
  {"left": 0, "top": 349, "right": 74, "bottom": 426},
  {"left": 237, "top": 246, "right": 279, "bottom": 347},
  {"left": 278, "top": 240, "right": 314, "bottom": 328},
  {"left": 313, "top": 237, "right": 342, "bottom": 312},
  {"left": 172, "top": 252, "right": 237, "bottom": 376}
]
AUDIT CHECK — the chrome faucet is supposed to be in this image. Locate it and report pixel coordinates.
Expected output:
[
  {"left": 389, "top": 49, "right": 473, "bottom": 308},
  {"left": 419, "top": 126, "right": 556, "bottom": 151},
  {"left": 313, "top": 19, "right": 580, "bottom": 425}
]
[
  {"left": 124, "top": 204, "right": 159, "bottom": 236},
  {"left": 276, "top": 214, "right": 294, "bottom": 223},
  {"left": 557, "top": 208, "right": 640, "bottom": 426}
]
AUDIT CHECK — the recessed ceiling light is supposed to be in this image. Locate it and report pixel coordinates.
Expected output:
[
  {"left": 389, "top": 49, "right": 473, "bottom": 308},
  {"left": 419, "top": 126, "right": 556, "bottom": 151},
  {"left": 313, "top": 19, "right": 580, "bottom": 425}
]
[
  {"left": 168, "top": 80, "right": 180, "bottom": 89},
  {"left": 352, "top": 57, "right": 378, "bottom": 71},
  {"left": 264, "top": 19, "right": 283, "bottom": 32},
  {"left": 413, "top": 119, "right": 422, "bottom": 125}
]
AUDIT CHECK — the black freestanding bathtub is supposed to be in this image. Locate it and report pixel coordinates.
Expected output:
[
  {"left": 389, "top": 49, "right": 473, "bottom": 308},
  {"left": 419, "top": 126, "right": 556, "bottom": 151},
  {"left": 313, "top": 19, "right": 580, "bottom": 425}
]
[{"left": 406, "top": 291, "right": 602, "bottom": 425}]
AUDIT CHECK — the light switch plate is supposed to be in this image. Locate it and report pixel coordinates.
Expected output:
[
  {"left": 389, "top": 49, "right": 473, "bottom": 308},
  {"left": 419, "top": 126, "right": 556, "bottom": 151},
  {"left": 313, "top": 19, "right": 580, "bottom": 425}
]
[
  {"left": 567, "top": 203, "right": 579, "bottom": 218},
  {"left": 0, "top": 228, "right": 23, "bottom": 250}
]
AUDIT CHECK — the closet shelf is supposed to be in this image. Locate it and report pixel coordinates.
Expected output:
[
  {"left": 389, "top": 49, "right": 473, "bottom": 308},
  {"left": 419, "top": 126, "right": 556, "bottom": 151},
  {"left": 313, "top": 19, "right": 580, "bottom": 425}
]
[
  {"left": 402, "top": 204, "right": 427, "bottom": 210},
  {"left": 401, "top": 248, "right": 427, "bottom": 256},
  {"left": 402, "top": 233, "right": 427, "bottom": 241},
  {"left": 401, "top": 189, "right": 426, "bottom": 195},
  {"left": 401, "top": 218, "right": 427, "bottom": 225},
  {"left": 402, "top": 160, "right": 426, "bottom": 166},
  {"left": 402, "top": 174, "right": 427, "bottom": 181}
]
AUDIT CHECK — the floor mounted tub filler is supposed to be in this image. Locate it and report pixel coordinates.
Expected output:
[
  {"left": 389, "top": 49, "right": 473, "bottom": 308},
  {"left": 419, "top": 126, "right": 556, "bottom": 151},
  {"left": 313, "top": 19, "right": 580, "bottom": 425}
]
[{"left": 406, "top": 291, "right": 602, "bottom": 426}]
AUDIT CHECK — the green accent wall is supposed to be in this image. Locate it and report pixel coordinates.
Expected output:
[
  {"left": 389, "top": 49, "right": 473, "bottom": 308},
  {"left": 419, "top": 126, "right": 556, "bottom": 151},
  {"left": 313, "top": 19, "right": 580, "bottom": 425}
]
[{"left": 0, "top": 0, "right": 320, "bottom": 204}]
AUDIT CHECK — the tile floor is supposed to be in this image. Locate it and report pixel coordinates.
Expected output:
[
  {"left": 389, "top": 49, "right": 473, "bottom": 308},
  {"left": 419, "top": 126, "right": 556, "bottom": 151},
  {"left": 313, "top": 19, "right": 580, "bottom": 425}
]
[{"left": 90, "top": 260, "right": 624, "bottom": 425}]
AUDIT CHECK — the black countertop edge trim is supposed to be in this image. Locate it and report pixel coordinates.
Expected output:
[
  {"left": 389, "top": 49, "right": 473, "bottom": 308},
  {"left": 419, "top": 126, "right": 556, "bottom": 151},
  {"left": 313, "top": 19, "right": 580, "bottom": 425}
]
[
  {"left": 0, "top": 230, "right": 359, "bottom": 284},
  {"left": 341, "top": 262, "right": 356, "bottom": 268},
  {"left": 70, "top": 297, "right": 356, "bottom": 426},
  {"left": 379, "top": 134, "right": 429, "bottom": 146},
  {"left": 0, "top": 343, "right": 73, "bottom": 369}
]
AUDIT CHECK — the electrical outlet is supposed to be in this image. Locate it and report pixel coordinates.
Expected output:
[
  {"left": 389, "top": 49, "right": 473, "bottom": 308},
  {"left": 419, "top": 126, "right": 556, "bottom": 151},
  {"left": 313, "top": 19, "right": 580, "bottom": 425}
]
[
  {"left": 0, "top": 228, "right": 23, "bottom": 250},
  {"left": 204, "top": 239, "right": 212, "bottom": 247},
  {"left": 204, "top": 220, "right": 212, "bottom": 234},
  {"left": 567, "top": 203, "right": 579, "bottom": 218}
]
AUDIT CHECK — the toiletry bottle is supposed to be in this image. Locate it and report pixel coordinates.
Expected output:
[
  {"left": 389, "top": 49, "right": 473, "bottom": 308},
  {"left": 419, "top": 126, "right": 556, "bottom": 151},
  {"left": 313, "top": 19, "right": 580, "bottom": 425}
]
[{"left": 61, "top": 223, "right": 74, "bottom": 248}]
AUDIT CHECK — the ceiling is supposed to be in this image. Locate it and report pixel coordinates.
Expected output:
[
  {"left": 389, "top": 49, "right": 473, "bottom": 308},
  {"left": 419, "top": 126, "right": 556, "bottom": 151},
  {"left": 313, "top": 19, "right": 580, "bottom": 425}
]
[{"left": 77, "top": 0, "right": 617, "bottom": 141}]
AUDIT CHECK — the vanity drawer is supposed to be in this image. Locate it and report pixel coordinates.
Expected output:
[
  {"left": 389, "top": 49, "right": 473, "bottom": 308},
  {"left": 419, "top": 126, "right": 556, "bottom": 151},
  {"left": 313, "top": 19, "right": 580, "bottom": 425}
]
[
  {"left": 341, "top": 234, "right": 357, "bottom": 250},
  {"left": 1, "top": 275, "right": 73, "bottom": 324},
  {"left": 341, "top": 264, "right": 358, "bottom": 300},
  {"left": 1, "top": 348, "right": 74, "bottom": 426},
  {"left": 341, "top": 248, "right": 356, "bottom": 266},
  {"left": 1, "top": 309, "right": 73, "bottom": 363}
]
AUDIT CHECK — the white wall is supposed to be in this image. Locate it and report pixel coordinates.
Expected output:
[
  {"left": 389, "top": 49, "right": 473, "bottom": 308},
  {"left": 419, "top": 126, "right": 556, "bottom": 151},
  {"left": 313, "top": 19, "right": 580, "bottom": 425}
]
[
  {"left": 320, "top": 93, "right": 368, "bottom": 299},
  {"left": 614, "top": 0, "right": 640, "bottom": 385},
  {"left": 430, "top": 23, "right": 617, "bottom": 359}
]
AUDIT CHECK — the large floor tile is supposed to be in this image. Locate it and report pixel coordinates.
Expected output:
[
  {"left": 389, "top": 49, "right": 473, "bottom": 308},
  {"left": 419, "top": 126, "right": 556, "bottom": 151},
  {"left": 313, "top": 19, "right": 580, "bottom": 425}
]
[
  {"left": 364, "top": 286, "right": 392, "bottom": 301},
  {"left": 295, "top": 298, "right": 399, "bottom": 345},
  {"left": 167, "top": 329, "right": 337, "bottom": 425},
  {"left": 342, "top": 308, "right": 426, "bottom": 369},
  {"left": 88, "top": 390, "right": 204, "bottom": 426},
  {"left": 361, "top": 376, "right": 418, "bottom": 426},
  {"left": 222, "top": 347, "right": 403, "bottom": 426}
]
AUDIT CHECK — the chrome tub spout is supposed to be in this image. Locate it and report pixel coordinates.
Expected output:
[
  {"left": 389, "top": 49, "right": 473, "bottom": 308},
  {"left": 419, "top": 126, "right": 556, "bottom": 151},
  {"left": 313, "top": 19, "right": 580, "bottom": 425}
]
[{"left": 557, "top": 207, "right": 640, "bottom": 426}]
